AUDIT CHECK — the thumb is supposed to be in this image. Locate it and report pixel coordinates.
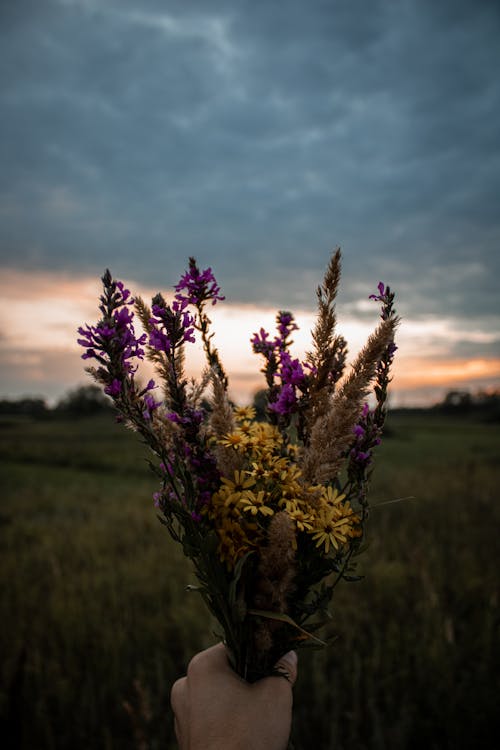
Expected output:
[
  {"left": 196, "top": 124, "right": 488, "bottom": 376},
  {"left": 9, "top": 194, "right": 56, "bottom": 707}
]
[{"left": 274, "top": 650, "right": 298, "bottom": 686}]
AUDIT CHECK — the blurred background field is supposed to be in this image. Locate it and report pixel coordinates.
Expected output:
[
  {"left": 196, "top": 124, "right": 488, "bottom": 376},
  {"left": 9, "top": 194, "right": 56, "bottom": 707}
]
[{"left": 1, "top": 407, "right": 499, "bottom": 749}]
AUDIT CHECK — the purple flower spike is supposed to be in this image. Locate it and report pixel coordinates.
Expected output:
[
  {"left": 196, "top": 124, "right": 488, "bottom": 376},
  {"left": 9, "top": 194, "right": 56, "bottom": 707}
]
[
  {"left": 77, "top": 270, "right": 147, "bottom": 381},
  {"left": 269, "top": 383, "right": 297, "bottom": 416},
  {"left": 175, "top": 257, "right": 224, "bottom": 307},
  {"left": 275, "top": 311, "right": 299, "bottom": 349},
  {"left": 278, "top": 351, "right": 306, "bottom": 388},
  {"left": 149, "top": 296, "right": 196, "bottom": 356},
  {"left": 251, "top": 328, "right": 274, "bottom": 356},
  {"left": 142, "top": 393, "right": 161, "bottom": 420},
  {"left": 104, "top": 379, "right": 122, "bottom": 397}
]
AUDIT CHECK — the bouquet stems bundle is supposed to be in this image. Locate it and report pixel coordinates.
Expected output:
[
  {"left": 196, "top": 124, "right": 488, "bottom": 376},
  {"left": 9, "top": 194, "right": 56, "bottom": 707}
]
[{"left": 78, "top": 250, "right": 398, "bottom": 681}]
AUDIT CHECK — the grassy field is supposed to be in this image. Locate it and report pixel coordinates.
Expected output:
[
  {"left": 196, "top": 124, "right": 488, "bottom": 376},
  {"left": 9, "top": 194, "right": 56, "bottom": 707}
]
[{"left": 1, "top": 412, "right": 499, "bottom": 749}]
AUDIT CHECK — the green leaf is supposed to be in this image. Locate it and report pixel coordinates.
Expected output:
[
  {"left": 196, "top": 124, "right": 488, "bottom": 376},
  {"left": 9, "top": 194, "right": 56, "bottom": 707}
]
[{"left": 247, "top": 609, "right": 327, "bottom": 646}]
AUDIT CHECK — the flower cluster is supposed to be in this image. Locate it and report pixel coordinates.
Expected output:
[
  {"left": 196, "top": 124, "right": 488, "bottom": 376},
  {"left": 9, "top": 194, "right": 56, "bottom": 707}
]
[
  {"left": 251, "top": 312, "right": 312, "bottom": 420},
  {"left": 208, "top": 408, "right": 361, "bottom": 568},
  {"left": 78, "top": 250, "right": 399, "bottom": 680},
  {"left": 77, "top": 273, "right": 148, "bottom": 399}
]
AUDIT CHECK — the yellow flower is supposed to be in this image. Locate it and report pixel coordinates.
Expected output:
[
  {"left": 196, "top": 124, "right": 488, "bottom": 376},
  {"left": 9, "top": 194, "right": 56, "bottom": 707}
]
[
  {"left": 220, "top": 431, "right": 248, "bottom": 450},
  {"left": 238, "top": 420, "right": 254, "bottom": 435},
  {"left": 309, "top": 492, "right": 361, "bottom": 554},
  {"left": 220, "top": 470, "right": 256, "bottom": 506},
  {"left": 266, "top": 456, "right": 290, "bottom": 481},
  {"left": 249, "top": 461, "right": 268, "bottom": 480},
  {"left": 234, "top": 405, "right": 256, "bottom": 422},
  {"left": 240, "top": 490, "right": 274, "bottom": 517},
  {"left": 321, "top": 486, "right": 346, "bottom": 506},
  {"left": 278, "top": 495, "right": 299, "bottom": 514},
  {"left": 280, "top": 466, "right": 303, "bottom": 497},
  {"left": 287, "top": 507, "right": 314, "bottom": 532},
  {"left": 216, "top": 518, "right": 255, "bottom": 568}
]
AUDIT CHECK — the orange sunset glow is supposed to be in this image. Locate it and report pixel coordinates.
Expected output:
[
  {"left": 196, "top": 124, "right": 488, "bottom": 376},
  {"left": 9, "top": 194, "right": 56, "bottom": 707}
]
[{"left": 1, "top": 270, "right": 498, "bottom": 406}]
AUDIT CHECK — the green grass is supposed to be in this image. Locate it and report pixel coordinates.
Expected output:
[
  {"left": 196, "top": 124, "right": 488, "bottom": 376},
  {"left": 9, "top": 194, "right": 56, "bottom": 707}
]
[{"left": 1, "top": 413, "right": 499, "bottom": 749}]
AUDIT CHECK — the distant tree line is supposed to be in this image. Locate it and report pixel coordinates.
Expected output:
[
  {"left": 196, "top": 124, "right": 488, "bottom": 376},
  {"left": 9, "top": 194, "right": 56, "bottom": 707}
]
[
  {"left": 0, "top": 385, "right": 499, "bottom": 420},
  {"left": 431, "top": 388, "right": 500, "bottom": 421},
  {"left": 0, "top": 385, "right": 113, "bottom": 418}
]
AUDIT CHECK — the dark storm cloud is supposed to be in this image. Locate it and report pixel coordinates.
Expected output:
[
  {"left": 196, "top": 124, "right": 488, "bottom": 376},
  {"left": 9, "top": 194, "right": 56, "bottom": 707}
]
[{"left": 1, "top": 0, "right": 499, "bottom": 321}]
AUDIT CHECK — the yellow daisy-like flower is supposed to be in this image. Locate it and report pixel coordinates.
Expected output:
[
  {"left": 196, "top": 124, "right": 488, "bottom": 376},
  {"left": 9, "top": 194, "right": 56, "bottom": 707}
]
[
  {"left": 278, "top": 495, "right": 300, "bottom": 514},
  {"left": 266, "top": 456, "right": 290, "bottom": 481},
  {"left": 220, "top": 431, "right": 248, "bottom": 450},
  {"left": 309, "top": 492, "right": 361, "bottom": 554},
  {"left": 219, "top": 470, "right": 256, "bottom": 506},
  {"left": 216, "top": 517, "right": 255, "bottom": 568},
  {"left": 287, "top": 507, "right": 314, "bottom": 532},
  {"left": 321, "top": 485, "right": 346, "bottom": 506},
  {"left": 249, "top": 461, "right": 268, "bottom": 480},
  {"left": 234, "top": 405, "right": 256, "bottom": 422},
  {"left": 310, "top": 504, "right": 349, "bottom": 553},
  {"left": 250, "top": 423, "right": 282, "bottom": 452},
  {"left": 240, "top": 490, "right": 274, "bottom": 517},
  {"left": 234, "top": 406, "right": 254, "bottom": 421},
  {"left": 238, "top": 420, "right": 254, "bottom": 435},
  {"left": 279, "top": 467, "right": 303, "bottom": 498}
]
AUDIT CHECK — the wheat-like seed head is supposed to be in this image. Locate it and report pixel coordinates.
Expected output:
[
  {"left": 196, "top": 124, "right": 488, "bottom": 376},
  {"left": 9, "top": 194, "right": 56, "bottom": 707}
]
[{"left": 301, "top": 316, "right": 399, "bottom": 484}]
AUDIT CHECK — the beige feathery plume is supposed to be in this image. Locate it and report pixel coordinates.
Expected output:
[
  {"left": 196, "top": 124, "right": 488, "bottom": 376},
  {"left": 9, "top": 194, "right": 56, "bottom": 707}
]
[
  {"left": 134, "top": 296, "right": 152, "bottom": 335},
  {"left": 208, "top": 369, "right": 243, "bottom": 477},
  {"left": 187, "top": 369, "right": 211, "bottom": 409},
  {"left": 208, "top": 368, "right": 235, "bottom": 438},
  {"left": 252, "top": 511, "right": 297, "bottom": 654},
  {"left": 135, "top": 295, "right": 186, "bottom": 403},
  {"left": 306, "top": 248, "right": 342, "bottom": 378},
  {"left": 301, "top": 315, "right": 399, "bottom": 484},
  {"left": 304, "top": 249, "right": 348, "bottom": 442},
  {"left": 254, "top": 511, "right": 296, "bottom": 606}
]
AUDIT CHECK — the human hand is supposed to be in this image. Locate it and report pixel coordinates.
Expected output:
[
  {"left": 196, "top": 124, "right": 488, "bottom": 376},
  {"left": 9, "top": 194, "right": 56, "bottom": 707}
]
[{"left": 170, "top": 643, "right": 298, "bottom": 750}]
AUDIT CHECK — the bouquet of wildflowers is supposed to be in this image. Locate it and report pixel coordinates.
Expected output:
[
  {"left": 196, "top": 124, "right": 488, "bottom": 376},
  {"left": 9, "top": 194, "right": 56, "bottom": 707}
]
[{"left": 78, "top": 250, "right": 398, "bottom": 681}]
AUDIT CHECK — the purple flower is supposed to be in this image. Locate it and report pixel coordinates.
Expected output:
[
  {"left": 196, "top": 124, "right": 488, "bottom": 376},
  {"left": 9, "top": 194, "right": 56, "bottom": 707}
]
[
  {"left": 142, "top": 393, "right": 161, "bottom": 420},
  {"left": 350, "top": 448, "right": 372, "bottom": 465},
  {"left": 149, "top": 296, "right": 196, "bottom": 355},
  {"left": 269, "top": 383, "right": 297, "bottom": 416},
  {"left": 251, "top": 327, "right": 274, "bottom": 356},
  {"left": 277, "top": 351, "right": 307, "bottom": 388},
  {"left": 166, "top": 409, "right": 204, "bottom": 427},
  {"left": 175, "top": 257, "right": 224, "bottom": 307},
  {"left": 369, "top": 281, "right": 387, "bottom": 302},
  {"left": 276, "top": 311, "right": 298, "bottom": 342},
  {"left": 104, "top": 379, "right": 122, "bottom": 397},
  {"left": 77, "top": 280, "right": 147, "bottom": 376},
  {"left": 251, "top": 312, "right": 300, "bottom": 369},
  {"left": 116, "top": 280, "right": 131, "bottom": 302}
]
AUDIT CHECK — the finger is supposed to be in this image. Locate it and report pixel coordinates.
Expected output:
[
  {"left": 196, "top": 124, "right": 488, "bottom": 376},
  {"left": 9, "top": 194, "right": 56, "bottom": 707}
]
[
  {"left": 274, "top": 650, "right": 298, "bottom": 686},
  {"left": 170, "top": 675, "right": 188, "bottom": 715},
  {"left": 187, "top": 643, "right": 237, "bottom": 680}
]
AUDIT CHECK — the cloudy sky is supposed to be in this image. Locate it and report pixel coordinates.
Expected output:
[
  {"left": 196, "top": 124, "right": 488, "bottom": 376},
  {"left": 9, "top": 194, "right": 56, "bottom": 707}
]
[{"left": 1, "top": 0, "right": 499, "bottom": 405}]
